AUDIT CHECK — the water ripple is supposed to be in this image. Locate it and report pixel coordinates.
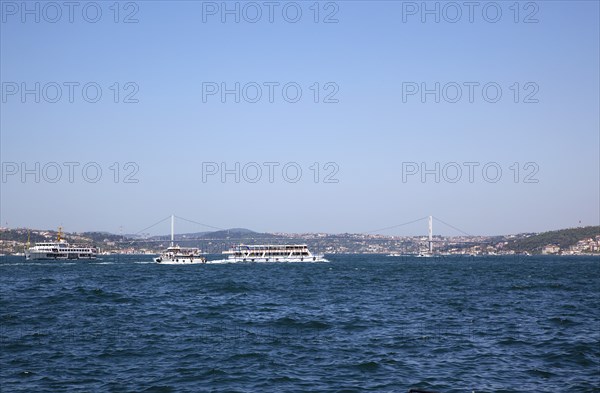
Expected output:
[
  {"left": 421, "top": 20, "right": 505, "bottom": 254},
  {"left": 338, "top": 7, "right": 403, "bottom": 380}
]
[{"left": 1, "top": 254, "right": 599, "bottom": 392}]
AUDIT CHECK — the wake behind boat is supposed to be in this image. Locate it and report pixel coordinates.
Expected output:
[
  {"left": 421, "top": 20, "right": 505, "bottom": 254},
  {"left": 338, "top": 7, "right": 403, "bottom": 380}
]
[
  {"left": 222, "top": 244, "right": 327, "bottom": 263},
  {"left": 154, "top": 216, "right": 206, "bottom": 264}
]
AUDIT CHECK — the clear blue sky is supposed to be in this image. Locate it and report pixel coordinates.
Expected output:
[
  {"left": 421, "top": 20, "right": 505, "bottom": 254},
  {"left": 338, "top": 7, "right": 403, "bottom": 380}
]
[{"left": 1, "top": 1, "right": 599, "bottom": 236}]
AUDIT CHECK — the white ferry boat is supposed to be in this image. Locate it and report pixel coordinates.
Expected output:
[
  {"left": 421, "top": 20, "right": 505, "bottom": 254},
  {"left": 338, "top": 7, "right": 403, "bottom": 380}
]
[
  {"left": 154, "top": 216, "right": 206, "bottom": 264},
  {"left": 25, "top": 228, "right": 97, "bottom": 260},
  {"left": 154, "top": 245, "right": 206, "bottom": 264},
  {"left": 222, "top": 244, "right": 327, "bottom": 262}
]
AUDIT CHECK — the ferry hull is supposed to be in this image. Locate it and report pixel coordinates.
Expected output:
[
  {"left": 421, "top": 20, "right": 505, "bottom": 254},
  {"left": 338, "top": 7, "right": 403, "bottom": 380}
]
[
  {"left": 25, "top": 251, "right": 96, "bottom": 260},
  {"left": 154, "top": 256, "right": 206, "bottom": 264},
  {"left": 225, "top": 255, "right": 327, "bottom": 263}
]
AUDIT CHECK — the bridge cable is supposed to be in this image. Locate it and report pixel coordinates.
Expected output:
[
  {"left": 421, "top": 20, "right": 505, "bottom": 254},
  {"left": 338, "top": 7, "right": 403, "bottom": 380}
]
[
  {"left": 432, "top": 216, "right": 473, "bottom": 237},
  {"left": 174, "top": 215, "right": 224, "bottom": 231},
  {"left": 364, "top": 216, "right": 429, "bottom": 234},
  {"left": 133, "top": 215, "right": 172, "bottom": 236}
]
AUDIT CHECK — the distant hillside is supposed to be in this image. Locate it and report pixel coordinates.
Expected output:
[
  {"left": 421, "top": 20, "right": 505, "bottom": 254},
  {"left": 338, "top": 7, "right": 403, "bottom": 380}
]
[
  {"left": 198, "top": 228, "right": 265, "bottom": 239},
  {"left": 144, "top": 228, "right": 260, "bottom": 241},
  {"left": 80, "top": 232, "right": 126, "bottom": 243},
  {"left": 0, "top": 229, "right": 49, "bottom": 244},
  {"left": 178, "top": 228, "right": 256, "bottom": 238},
  {"left": 506, "top": 226, "right": 600, "bottom": 253}
]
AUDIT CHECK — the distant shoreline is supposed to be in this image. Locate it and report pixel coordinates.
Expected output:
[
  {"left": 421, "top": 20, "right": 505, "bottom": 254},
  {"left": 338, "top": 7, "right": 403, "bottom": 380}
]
[{"left": 2, "top": 226, "right": 599, "bottom": 257}]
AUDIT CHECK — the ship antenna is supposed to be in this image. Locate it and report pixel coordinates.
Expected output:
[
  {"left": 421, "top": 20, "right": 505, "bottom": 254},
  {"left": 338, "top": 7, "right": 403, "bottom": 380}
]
[
  {"left": 58, "top": 226, "right": 62, "bottom": 242},
  {"left": 171, "top": 214, "right": 175, "bottom": 247}
]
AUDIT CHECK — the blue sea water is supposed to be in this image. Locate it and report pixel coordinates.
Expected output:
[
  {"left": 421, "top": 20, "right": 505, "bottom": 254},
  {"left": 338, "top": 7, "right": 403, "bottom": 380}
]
[{"left": 1, "top": 254, "right": 599, "bottom": 392}]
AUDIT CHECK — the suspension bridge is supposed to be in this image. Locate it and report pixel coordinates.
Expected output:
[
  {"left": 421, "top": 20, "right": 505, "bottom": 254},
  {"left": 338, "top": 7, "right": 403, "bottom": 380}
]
[{"left": 119, "top": 214, "right": 482, "bottom": 255}]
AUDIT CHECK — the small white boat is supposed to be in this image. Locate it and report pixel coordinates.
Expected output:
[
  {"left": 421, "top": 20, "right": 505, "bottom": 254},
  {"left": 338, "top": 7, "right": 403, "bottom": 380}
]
[
  {"left": 154, "top": 216, "right": 206, "bottom": 264},
  {"left": 154, "top": 245, "right": 206, "bottom": 264}
]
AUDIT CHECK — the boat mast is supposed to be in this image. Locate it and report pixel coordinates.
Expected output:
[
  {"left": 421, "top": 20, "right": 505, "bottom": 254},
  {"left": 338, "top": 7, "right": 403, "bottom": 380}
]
[
  {"left": 171, "top": 215, "right": 175, "bottom": 247},
  {"left": 428, "top": 216, "right": 433, "bottom": 254}
]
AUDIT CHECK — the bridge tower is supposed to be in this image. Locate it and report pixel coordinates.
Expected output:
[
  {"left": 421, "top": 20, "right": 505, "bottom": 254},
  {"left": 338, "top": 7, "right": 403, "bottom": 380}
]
[{"left": 428, "top": 215, "right": 433, "bottom": 254}]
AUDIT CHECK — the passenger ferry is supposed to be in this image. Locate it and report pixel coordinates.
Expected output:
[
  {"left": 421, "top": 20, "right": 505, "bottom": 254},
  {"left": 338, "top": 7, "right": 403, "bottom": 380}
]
[
  {"left": 222, "top": 244, "right": 327, "bottom": 262},
  {"left": 25, "top": 228, "right": 97, "bottom": 260},
  {"left": 154, "top": 216, "right": 206, "bottom": 264}
]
